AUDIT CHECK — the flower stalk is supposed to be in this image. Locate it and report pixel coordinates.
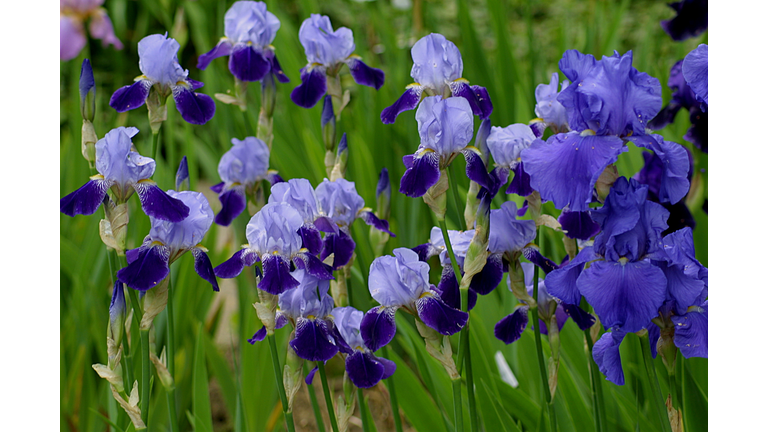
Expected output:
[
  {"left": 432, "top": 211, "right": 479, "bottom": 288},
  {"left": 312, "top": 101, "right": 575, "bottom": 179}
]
[
  {"left": 640, "top": 333, "right": 674, "bottom": 432},
  {"left": 317, "top": 361, "right": 340, "bottom": 432},
  {"left": 531, "top": 229, "right": 557, "bottom": 432},
  {"left": 267, "top": 334, "right": 296, "bottom": 432}
]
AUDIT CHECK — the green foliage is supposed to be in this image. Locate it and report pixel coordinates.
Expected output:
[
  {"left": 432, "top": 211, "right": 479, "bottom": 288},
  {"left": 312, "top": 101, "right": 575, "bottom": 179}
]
[{"left": 60, "top": 0, "right": 707, "bottom": 431}]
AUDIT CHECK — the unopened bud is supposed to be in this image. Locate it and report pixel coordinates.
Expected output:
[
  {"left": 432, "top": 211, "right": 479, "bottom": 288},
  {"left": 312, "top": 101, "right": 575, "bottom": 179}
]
[
  {"left": 80, "top": 59, "right": 96, "bottom": 122},
  {"left": 261, "top": 72, "right": 276, "bottom": 117},
  {"left": 657, "top": 327, "right": 678, "bottom": 375},
  {"left": 283, "top": 343, "right": 303, "bottom": 412},
  {"left": 423, "top": 170, "right": 449, "bottom": 221},
  {"left": 376, "top": 167, "right": 391, "bottom": 220},
  {"left": 330, "top": 133, "right": 348, "bottom": 181},
  {"left": 321, "top": 95, "right": 336, "bottom": 151},
  {"left": 109, "top": 281, "right": 126, "bottom": 347},
  {"left": 475, "top": 119, "right": 491, "bottom": 165},
  {"left": 461, "top": 189, "right": 491, "bottom": 288},
  {"left": 82, "top": 120, "right": 98, "bottom": 167},
  {"left": 175, "top": 156, "right": 189, "bottom": 191},
  {"left": 508, "top": 259, "right": 536, "bottom": 306},
  {"left": 416, "top": 320, "right": 458, "bottom": 380},
  {"left": 150, "top": 348, "right": 175, "bottom": 391},
  {"left": 147, "top": 87, "right": 168, "bottom": 134}
]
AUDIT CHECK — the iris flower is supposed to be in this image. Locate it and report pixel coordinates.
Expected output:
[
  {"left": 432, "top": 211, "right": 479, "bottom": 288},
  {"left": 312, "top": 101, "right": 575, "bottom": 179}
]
[
  {"left": 60, "top": 0, "right": 123, "bottom": 61},
  {"left": 110, "top": 34, "right": 215, "bottom": 125},
  {"left": 332, "top": 306, "right": 396, "bottom": 388},
  {"left": 60, "top": 126, "right": 189, "bottom": 222},
  {"left": 212, "top": 137, "right": 271, "bottom": 226},
  {"left": 196, "top": 1, "right": 289, "bottom": 84},
  {"left": 291, "top": 14, "right": 384, "bottom": 108}
]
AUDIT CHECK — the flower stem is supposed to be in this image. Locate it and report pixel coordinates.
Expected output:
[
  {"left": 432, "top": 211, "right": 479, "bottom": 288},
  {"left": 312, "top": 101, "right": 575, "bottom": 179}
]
[
  {"left": 583, "top": 327, "right": 604, "bottom": 432},
  {"left": 451, "top": 378, "right": 464, "bottom": 432},
  {"left": 464, "top": 330, "right": 478, "bottom": 432},
  {"left": 125, "top": 281, "right": 151, "bottom": 426},
  {"left": 304, "top": 363, "right": 326, "bottom": 432},
  {"left": 165, "top": 275, "right": 179, "bottom": 432},
  {"left": 531, "top": 237, "right": 557, "bottom": 432},
  {"left": 151, "top": 131, "right": 160, "bottom": 162},
  {"left": 381, "top": 345, "right": 403, "bottom": 432},
  {"left": 267, "top": 334, "right": 296, "bottom": 432},
  {"left": 357, "top": 387, "right": 372, "bottom": 432},
  {"left": 317, "top": 361, "right": 340, "bottom": 432},
  {"left": 639, "top": 333, "right": 673, "bottom": 432}
]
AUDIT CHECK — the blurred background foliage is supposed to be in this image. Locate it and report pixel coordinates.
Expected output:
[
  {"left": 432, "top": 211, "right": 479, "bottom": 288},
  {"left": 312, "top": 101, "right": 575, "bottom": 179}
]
[{"left": 60, "top": 0, "right": 707, "bottom": 431}]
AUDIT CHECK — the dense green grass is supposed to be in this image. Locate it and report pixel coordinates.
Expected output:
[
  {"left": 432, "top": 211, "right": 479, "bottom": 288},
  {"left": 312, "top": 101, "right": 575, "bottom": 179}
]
[{"left": 60, "top": 0, "right": 707, "bottom": 431}]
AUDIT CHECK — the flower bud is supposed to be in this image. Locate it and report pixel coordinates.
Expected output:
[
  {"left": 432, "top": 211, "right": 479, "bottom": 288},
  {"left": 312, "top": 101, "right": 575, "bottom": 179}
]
[
  {"left": 175, "top": 156, "right": 190, "bottom": 191},
  {"left": 283, "top": 341, "right": 304, "bottom": 412},
  {"left": 461, "top": 189, "right": 491, "bottom": 288},
  {"left": 109, "top": 281, "right": 126, "bottom": 347},
  {"left": 330, "top": 133, "right": 348, "bottom": 181},
  {"left": 82, "top": 120, "right": 98, "bottom": 167},
  {"left": 376, "top": 167, "right": 391, "bottom": 220},
  {"left": 416, "top": 320, "right": 459, "bottom": 380},
  {"left": 423, "top": 169, "right": 449, "bottom": 220},
  {"left": 80, "top": 59, "right": 96, "bottom": 122},
  {"left": 261, "top": 72, "right": 277, "bottom": 117},
  {"left": 150, "top": 348, "right": 175, "bottom": 391},
  {"left": 321, "top": 95, "right": 336, "bottom": 151},
  {"left": 146, "top": 87, "right": 168, "bottom": 134}
]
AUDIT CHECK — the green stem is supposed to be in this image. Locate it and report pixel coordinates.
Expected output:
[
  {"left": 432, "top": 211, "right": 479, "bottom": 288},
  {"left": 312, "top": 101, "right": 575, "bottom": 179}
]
[
  {"left": 584, "top": 328, "right": 604, "bottom": 432},
  {"left": 165, "top": 275, "right": 179, "bottom": 432},
  {"left": 531, "top": 245, "right": 557, "bottom": 432},
  {"left": 151, "top": 131, "right": 160, "bottom": 162},
  {"left": 267, "top": 334, "right": 296, "bottom": 432},
  {"left": 451, "top": 378, "right": 464, "bottom": 432},
  {"left": 304, "top": 363, "right": 326, "bottom": 432},
  {"left": 317, "top": 361, "right": 340, "bottom": 432},
  {"left": 140, "top": 328, "right": 151, "bottom": 426},
  {"left": 380, "top": 346, "right": 403, "bottom": 432},
  {"left": 357, "top": 387, "right": 372, "bottom": 432},
  {"left": 464, "top": 327, "right": 478, "bottom": 432},
  {"left": 640, "top": 333, "right": 673, "bottom": 432}
]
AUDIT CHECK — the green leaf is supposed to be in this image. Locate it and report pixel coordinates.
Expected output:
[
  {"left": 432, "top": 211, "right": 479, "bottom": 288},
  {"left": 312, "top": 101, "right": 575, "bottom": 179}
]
[{"left": 192, "top": 323, "right": 214, "bottom": 432}]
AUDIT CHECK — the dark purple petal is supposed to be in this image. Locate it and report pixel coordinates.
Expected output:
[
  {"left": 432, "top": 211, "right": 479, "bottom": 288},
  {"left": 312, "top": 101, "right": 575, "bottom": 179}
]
[
  {"left": 656, "top": 260, "right": 705, "bottom": 316},
  {"left": 379, "top": 356, "right": 396, "bottom": 380},
  {"left": 561, "top": 303, "right": 596, "bottom": 331},
  {"left": 462, "top": 148, "right": 494, "bottom": 192},
  {"left": 521, "top": 133, "right": 626, "bottom": 212},
  {"left": 214, "top": 186, "right": 247, "bottom": 226},
  {"left": 192, "top": 248, "right": 219, "bottom": 291},
  {"left": 228, "top": 44, "right": 271, "bottom": 82},
  {"left": 359, "top": 211, "right": 395, "bottom": 237},
  {"left": 173, "top": 86, "right": 216, "bottom": 125},
  {"left": 126, "top": 246, "right": 142, "bottom": 264},
  {"left": 593, "top": 329, "right": 626, "bottom": 385},
  {"left": 522, "top": 247, "right": 559, "bottom": 275},
  {"left": 559, "top": 210, "right": 601, "bottom": 240},
  {"left": 290, "top": 318, "right": 339, "bottom": 362},
  {"left": 210, "top": 182, "right": 225, "bottom": 194},
  {"left": 381, "top": 87, "right": 422, "bottom": 124},
  {"left": 247, "top": 327, "right": 267, "bottom": 344},
  {"left": 452, "top": 82, "right": 493, "bottom": 120},
  {"left": 545, "top": 246, "right": 597, "bottom": 305},
  {"left": 313, "top": 216, "right": 339, "bottom": 234},
  {"left": 319, "top": 230, "right": 356, "bottom": 270},
  {"left": 399, "top": 152, "right": 440, "bottom": 198},
  {"left": 299, "top": 225, "right": 324, "bottom": 255},
  {"left": 133, "top": 182, "right": 191, "bottom": 223},
  {"left": 293, "top": 253, "right": 334, "bottom": 281},
  {"left": 291, "top": 67, "right": 327, "bottom": 108},
  {"left": 117, "top": 245, "right": 170, "bottom": 291},
  {"left": 321, "top": 95, "right": 334, "bottom": 128},
  {"left": 660, "top": 0, "right": 708, "bottom": 41},
  {"left": 416, "top": 293, "right": 469, "bottom": 336},
  {"left": 648, "top": 102, "right": 682, "bottom": 130},
  {"left": 633, "top": 135, "right": 691, "bottom": 205},
  {"left": 684, "top": 108, "right": 707, "bottom": 152},
  {"left": 494, "top": 307, "right": 529, "bottom": 344},
  {"left": 347, "top": 57, "right": 385, "bottom": 90},
  {"left": 578, "top": 260, "right": 667, "bottom": 333},
  {"left": 360, "top": 306, "right": 397, "bottom": 352},
  {"left": 269, "top": 53, "right": 290, "bottom": 83},
  {"left": 176, "top": 156, "right": 190, "bottom": 191},
  {"left": 672, "top": 301, "right": 707, "bottom": 358},
  {"left": 214, "top": 249, "right": 259, "bottom": 278},
  {"left": 470, "top": 253, "right": 504, "bottom": 295},
  {"left": 60, "top": 179, "right": 109, "bottom": 217},
  {"left": 411, "top": 243, "right": 435, "bottom": 262},
  {"left": 505, "top": 161, "right": 534, "bottom": 197},
  {"left": 197, "top": 40, "right": 234, "bottom": 69},
  {"left": 529, "top": 122, "right": 547, "bottom": 139},
  {"left": 346, "top": 351, "right": 386, "bottom": 388},
  {"left": 260, "top": 254, "right": 300, "bottom": 295},
  {"left": 186, "top": 79, "right": 205, "bottom": 91},
  {"left": 109, "top": 80, "right": 150, "bottom": 112},
  {"left": 305, "top": 366, "right": 318, "bottom": 385},
  {"left": 435, "top": 266, "right": 477, "bottom": 311},
  {"left": 648, "top": 321, "right": 660, "bottom": 358}
]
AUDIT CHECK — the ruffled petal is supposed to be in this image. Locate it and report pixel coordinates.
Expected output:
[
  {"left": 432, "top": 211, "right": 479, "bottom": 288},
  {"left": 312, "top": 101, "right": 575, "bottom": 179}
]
[
  {"left": 381, "top": 87, "right": 422, "bottom": 124},
  {"left": 290, "top": 67, "right": 327, "bottom": 108},
  {"left": 578, "top": 260, "right": 667, "bottom": 333},
  {"left": 214, "top": 186, "right": 247, "bottom": 226},
  {"left": 117, "top": 245, "right": 170, "bottom": 291},
  {"left": 399, "top": 151, "right": 440, "bottom": 198},
  {"left": 360, "top": 306, "right": 398, "bottom": 352},
  {"left": 416, "top": 292, "right": 469, "bottom": 336},
  {"left": 60, "top": 179, "right": 109, "bottom": 217},
  {"left": 672, "top": 301, "right": 707, "bottom": 358},
  {"left": 345, "top": 351, "right": 385, "bottom": 388},
  {"left": 192, "top": 248, "right": 219, "bottom": 291},
  {"left": 290, "top": 318, "right": 339, "bottom": 362},
  {"left": 228, "top": 44, "right": 271, "bottom": 82},
  {"left": 347, "top": 57, "right": 385, "bottom": 90},
  {"left": 593, "top": 329, "right": 626, "bottom": 385},
  {"left": 173, "top": 86, "right": 216, "bottom": 125},
  {"left": 259, "top": 254, "right": 300, "bottom": 295},
  {"left": 197, "top": 39, "right": 233, "bottom": 70},
  {"left": 109, "top": 80, "right": 151, "bottom": 113},
  {"left": 545, "top": 246, "right": 597, "bottom": 305},
  {"left": 293, "top": 252, "right": 334, "bottom": 281},
  {"left": 559, "top": 210, "right": 601, "bottom": 240},
  {"left": 494, "top": 307, "right": 529, "bottom": 344},
  {"left": 133, "top": 181, "right": 191, "bottom": 223}
]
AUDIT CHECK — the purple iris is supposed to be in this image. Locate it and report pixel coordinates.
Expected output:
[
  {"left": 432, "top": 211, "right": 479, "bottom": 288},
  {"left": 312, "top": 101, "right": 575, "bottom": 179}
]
[
  {"left": 315, "top": 178, "right": 395, "bottom": 270},
  {"left": 359, "top": 248, "right": 468, "bottom": 352},
  {"left": 60, "top": 0, "right": 123, "bottom": 61},
  {"left": 682, "top": 44, "right": 708, "bottom": 112},
  {"left": 110, "top": 34, "right": 215, "bottom": 125},
  {"left": 486, "top": 123, "right": 545, "bottom": 197},
  {"left": 214, "top": 202, "right": 333, "bottom": 295},
  {"left": 290, "top": 14, "right": 384, "bottom": 108},
  {"left": 533, "top": 72, "right": 570, "bottom": 134},
  {"left": 197, "top": 1, "right": 289, "bottom": 84},
  {"left": 117, "top": 191, "right": 219, "bottom": 292},
  {"left": 521, "top": 50, "right": 664, "bottom": 212},
  {"left": 331, "top": 307, "right": 396, "bottom": 388},
  {"left": 211, "top": 137, "right": 271, "bottom": 226},
  {"left": 660, "top": 0, "right": 708, "bottom": 41},
  {"left": 60, "top": 126, "right": 190, "bottom": 222},
  {"left": 495, "top": 262, "right": 595, "bottom": 344},
  {"left": 649, "top": 59, "right": 707, "bottom": 152},
  {"left": 594, "top": 226, "right": 708, "bottom": 385},
  {"left": 400, "top": 96, "right": 494, "bottom": 197},
  {"left": 381, "top": 33, "right": 492, "bottom": 123}
]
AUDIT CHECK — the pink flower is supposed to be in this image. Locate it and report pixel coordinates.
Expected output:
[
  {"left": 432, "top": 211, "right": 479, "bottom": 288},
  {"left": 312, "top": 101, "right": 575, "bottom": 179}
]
[{"left": 60, "top": 0, "right": 123, "bottom": 61}]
